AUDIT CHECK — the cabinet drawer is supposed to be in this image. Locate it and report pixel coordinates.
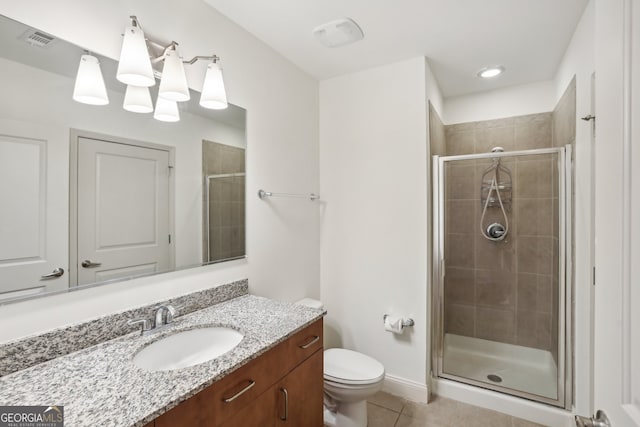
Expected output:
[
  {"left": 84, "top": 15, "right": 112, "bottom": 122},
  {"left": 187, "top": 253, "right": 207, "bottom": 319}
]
[{"left": 286, "top": 319, "right": 323, "bottom": 368}]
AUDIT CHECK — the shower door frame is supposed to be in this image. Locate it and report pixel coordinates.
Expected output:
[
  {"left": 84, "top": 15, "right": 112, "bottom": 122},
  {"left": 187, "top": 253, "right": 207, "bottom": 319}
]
[{"left": 431, "top": 145, "right": 573, "bottom": 409}]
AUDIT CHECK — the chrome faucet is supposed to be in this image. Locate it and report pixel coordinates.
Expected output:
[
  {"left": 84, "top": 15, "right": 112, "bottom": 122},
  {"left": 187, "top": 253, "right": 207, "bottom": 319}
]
[
  {"left": 154, "top": 305, "right": 177, "bottom": 328},
  {"left": 128, "top": 305, "right": 179, "bottom": 336}
]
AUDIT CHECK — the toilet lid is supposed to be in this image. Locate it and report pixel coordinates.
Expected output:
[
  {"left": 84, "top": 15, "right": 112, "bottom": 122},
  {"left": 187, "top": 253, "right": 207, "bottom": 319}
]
[{"left": 324, "top": 348, "right": 385, "bottom": 385}]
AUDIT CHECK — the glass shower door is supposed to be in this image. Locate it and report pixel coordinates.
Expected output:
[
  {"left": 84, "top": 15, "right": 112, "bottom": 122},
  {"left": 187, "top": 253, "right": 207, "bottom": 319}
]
[{"left": 432, "top": 146, "right": 571, "bottom": 408}]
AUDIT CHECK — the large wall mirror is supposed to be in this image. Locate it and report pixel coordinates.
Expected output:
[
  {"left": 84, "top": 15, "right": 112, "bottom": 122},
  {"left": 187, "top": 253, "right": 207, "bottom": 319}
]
[{"left": 0, "top": 14, "right": 246, "bottom": 304}]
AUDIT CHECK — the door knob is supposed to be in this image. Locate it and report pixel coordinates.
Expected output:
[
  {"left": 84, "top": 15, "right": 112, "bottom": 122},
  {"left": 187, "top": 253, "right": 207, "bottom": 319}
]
[
  {"left": 81, "top": 260, "right": 102, "bottom": 268},
  {"left": 40, "top": 268, "right": 64, "bottom": 280}
]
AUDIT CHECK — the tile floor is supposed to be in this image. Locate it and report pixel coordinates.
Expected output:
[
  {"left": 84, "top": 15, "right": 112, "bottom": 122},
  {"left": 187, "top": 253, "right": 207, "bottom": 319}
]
[{"left": 363, "top": 391, "right": 548, "bottom": 427}]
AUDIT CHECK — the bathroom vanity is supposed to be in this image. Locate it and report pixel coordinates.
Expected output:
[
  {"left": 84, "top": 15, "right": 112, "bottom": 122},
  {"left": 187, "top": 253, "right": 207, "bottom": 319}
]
[
  {"left": 0, "top": 284, "right": 324, "bottom": 427},
  {"left": 151, "top": 319, "right": 323, "bottom": 426}
]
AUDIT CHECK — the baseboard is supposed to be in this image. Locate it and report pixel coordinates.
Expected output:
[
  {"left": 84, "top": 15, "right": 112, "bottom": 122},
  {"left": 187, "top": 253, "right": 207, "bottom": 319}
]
[{"left": 382, "top": 374, "right": 429, "bottom": 403}]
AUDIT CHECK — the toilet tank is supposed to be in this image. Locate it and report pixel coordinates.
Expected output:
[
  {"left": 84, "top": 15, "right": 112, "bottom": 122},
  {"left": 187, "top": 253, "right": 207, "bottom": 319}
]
[{"left": 295, "top": 298, "right": 324, "bottom": 311}]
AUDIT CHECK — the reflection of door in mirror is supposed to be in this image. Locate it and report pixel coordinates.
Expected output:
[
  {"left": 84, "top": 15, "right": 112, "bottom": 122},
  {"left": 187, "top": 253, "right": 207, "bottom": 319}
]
[
  {"left": 202, "top": 140, "right": 245, "bottom": 263},
  {"left": 0, "top": 125, "right": 67, "bottom": 300},
  {"left": 71, "top": 133, "right": 173, "bottom": 286}
]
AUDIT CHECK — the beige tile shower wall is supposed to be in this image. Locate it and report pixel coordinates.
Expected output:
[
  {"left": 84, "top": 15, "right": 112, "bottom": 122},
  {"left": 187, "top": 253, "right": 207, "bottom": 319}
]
[
  {"left": 442, "top": 113, "right": 558, "bottom": 352},
  {"left": 202, "top": 141, "right": 246, "bottom": 262}
]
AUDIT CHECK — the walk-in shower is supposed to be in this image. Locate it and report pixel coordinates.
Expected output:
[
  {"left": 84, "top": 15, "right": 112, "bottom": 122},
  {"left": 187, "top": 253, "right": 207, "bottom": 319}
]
[{"left": 432, "top": 145, "right": 572, "bottom": 408}]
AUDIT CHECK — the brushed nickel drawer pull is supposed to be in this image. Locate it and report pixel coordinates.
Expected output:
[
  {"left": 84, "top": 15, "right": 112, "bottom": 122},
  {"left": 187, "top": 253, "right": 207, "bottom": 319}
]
[
  {"left": 299, "top": 335, "right": 320, "bottom": 349},
  {"left": 222, "top": 379, "right": 256, "bottom": 403},
  {"left": 279, "top": 387, "right": 289, "bottom": 420}
]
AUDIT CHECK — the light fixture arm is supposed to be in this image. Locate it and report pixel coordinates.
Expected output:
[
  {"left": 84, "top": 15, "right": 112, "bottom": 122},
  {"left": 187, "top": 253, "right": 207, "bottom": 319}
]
[
  {"left": 182, "top": 55, "right": 220, "bottom": 65},
  {"left": 149, "top": 41, "right": 180, "bottom": 64}
]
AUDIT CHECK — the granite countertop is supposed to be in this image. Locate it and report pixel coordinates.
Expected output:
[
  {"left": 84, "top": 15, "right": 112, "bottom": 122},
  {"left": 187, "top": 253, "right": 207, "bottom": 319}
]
[{"left": 0, "top": 295, "right": 324, "bottom": 427}]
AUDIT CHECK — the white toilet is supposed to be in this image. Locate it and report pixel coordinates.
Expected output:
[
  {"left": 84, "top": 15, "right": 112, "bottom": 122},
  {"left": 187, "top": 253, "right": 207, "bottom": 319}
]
[{"left": 296, "top": 299, "right": 385, "bottom": 427}]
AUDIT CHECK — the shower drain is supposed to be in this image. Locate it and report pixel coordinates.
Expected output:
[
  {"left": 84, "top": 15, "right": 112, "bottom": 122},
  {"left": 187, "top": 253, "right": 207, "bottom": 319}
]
[{"left": 487, "top": 374, "right": 503, "bottom": 383}]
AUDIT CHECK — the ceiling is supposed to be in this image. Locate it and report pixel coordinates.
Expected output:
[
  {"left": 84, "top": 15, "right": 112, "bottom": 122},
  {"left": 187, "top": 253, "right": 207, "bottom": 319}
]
[{"left": 203, "top": 0, "right": 589, "bottom": 97}]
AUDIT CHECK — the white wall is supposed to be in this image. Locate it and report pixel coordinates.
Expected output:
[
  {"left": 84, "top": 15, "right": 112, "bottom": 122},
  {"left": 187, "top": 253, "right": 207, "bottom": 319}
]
[
  {"left": 444, "top": 80, "right": 557, "bottom": 124},
  {"left": 0, "top": 0, "right": 319, "bottom": 343},
  {"left": 553, "top": 0, "right": 595, "bottom": 416},
  {"left": 319, "top": 57, "right": 429, "bottom": 397}
]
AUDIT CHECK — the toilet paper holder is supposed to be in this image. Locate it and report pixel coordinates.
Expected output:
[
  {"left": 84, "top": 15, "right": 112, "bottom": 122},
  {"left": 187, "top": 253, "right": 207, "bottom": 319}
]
[{"left": 383, "top": 314, "right": 415, "bottom": 327}]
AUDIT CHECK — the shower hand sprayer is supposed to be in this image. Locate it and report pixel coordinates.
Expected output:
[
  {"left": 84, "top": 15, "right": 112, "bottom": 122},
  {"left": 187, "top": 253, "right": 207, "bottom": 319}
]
[{"left": 480, "top": 147, "right": 512, "bottom": 242}]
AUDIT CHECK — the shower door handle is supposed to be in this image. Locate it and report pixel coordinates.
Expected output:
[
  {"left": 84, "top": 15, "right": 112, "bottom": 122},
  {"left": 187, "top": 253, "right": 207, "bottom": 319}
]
[{"left": 575, "top": 410, "right": 610, "bottom": 427}]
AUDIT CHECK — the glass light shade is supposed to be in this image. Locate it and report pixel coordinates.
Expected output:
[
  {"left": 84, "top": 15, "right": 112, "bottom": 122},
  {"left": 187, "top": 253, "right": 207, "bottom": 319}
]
[
  {"left": 73, "top": 54, "right": 109, "bottom": 106},
  {"left": 154, "top": 97, "right": 180, "bottom": 122},
  {"left": 123, "top": 85, "right": 153, "bottom": 113},
  {"left": 116, "top": 25, "right": 155, "bottom": 87},
  {"left": 199, "top": 62, "right": 228, "bottom": 110},
  {"left": 158, "top": 49, "right": 190, "bottom": 102}
]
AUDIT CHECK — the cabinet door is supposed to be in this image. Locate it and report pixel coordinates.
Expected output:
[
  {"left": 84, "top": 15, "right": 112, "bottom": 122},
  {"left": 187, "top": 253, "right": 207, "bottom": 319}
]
[
  {"left": 276, "top": 349, "right": 323, "bottom": 427},
  {"left": 224, "top": 386, "right": 276, "bottom": 427}
]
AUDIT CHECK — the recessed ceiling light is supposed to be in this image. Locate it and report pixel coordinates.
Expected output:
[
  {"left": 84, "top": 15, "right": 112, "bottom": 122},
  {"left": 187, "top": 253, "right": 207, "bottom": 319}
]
[{"left": 477, "top": 66, "right": 505, "bottom": 78}]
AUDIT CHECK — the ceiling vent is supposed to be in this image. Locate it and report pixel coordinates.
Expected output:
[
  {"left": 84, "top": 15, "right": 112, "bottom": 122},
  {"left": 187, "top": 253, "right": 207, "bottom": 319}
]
[
  {"left": 312, "top": 18, "right": 364, "bottom": 48},
  {"left": 19, "top": 29, "right": 56, "bottom": 48}
]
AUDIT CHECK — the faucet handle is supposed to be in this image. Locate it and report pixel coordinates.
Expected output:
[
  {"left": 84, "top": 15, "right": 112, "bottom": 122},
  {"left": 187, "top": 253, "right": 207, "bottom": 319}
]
[{"left": 128, "top": 318, "right": 152, "bottom": 335}]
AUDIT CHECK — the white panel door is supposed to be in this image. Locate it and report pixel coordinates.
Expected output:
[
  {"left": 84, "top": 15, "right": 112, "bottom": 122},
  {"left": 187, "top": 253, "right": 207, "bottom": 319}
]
[
  {"left": 76, "top": 137, "right": 170, "bottom": 285},
  {"left": 590, "top": 0, "right": 640, "bottom": 425},
  {"left": 0, "top": 131, "right": 67, "bottom": 300}
]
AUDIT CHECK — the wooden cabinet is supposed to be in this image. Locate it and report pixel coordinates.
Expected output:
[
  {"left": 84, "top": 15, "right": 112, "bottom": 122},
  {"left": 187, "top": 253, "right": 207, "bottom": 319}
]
[
  {"left": 224, "top": 383, "right": 277, "bottom": 427},
  {"left": 275, "top": 349, "right": 323, "bottom": 426},
  {"left": 154, "top": 319, "right": 323, "bottom": 427}
]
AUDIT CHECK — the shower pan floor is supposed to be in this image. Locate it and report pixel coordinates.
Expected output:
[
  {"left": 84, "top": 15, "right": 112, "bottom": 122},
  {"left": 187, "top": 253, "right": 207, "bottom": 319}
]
[{"left": 442, "top": 333, "right": 557, "bottom": 400}]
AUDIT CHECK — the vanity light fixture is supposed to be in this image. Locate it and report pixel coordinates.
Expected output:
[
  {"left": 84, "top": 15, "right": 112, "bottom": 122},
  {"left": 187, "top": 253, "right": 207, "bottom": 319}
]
[
  {"left": 72, "top": 15, "right": 229, "bottom": 121},
  {"left": 123, "top": 85, "right": 153, "bottom": 113},
  {"left": 477, "top": 66, "right": 505, "bottom": 78},
  {"left": 199, "top": 57, "right": 228, "bottom": 109},
  {"left": 72, "top": 53, "right": 109, "bottom": 105},
  {"left": 116, "top": 17, "right": 155, "bottom": 87},
  {"left": 154, "top": 96, "right": 180, "bottom": 122},
  {"left": 158, "top": 43, "right": 191, "bottom": 102}
]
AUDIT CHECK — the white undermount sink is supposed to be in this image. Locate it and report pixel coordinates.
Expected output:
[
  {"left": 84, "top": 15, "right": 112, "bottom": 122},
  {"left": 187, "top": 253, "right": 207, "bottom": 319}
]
[{"left": 133, "top": 326, "right": 244, "bottom": 372}]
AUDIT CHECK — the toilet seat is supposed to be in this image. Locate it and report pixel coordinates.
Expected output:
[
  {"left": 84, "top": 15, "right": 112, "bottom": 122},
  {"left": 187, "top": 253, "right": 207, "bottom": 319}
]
[{"left": 324, "top": 348, "right": 385, "bottom": 385}]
